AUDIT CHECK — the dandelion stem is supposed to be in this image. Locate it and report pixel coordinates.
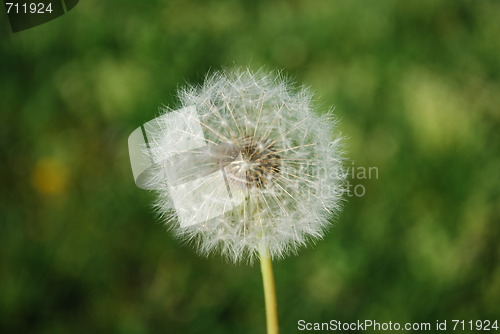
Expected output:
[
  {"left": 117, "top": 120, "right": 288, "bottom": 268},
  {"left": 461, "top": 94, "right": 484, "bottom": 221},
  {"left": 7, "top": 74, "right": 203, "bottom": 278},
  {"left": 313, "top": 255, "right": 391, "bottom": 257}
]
[{"left": 259, "top": 244, "right": 279, "bottom": 334}]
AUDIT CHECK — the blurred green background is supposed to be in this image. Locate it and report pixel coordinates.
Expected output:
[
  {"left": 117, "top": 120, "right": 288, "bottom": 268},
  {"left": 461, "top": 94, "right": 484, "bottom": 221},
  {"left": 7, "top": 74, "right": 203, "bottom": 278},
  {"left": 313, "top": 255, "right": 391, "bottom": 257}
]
[{"left": 1, "top": 0, "right": 499, "bottom": 333}]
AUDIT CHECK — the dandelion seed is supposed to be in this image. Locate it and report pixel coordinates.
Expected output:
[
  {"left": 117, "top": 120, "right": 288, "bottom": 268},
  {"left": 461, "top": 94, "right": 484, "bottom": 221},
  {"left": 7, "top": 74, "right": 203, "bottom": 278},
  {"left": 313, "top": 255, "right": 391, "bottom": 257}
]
[{"left": 128, "top": 68, "right": 345, "bottom": 263}]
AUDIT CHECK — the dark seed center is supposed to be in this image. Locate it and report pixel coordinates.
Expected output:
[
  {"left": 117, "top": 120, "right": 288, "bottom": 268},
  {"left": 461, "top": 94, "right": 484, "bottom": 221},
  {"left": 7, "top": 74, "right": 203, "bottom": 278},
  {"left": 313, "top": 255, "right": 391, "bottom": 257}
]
[{"left": 227, "top": 137, "right": 280, "bottom": 188}]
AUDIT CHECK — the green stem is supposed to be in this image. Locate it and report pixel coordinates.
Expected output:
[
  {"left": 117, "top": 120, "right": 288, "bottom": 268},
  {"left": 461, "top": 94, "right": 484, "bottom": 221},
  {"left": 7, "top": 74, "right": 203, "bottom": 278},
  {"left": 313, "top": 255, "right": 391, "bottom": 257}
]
[{"left": 259, "top": 245, "right": 279, "bottom": 334}]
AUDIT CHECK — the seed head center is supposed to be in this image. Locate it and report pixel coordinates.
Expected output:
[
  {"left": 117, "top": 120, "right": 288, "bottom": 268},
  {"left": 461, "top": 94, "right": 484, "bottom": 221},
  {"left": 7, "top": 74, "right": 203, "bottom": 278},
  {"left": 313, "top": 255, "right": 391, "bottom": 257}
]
[{"left": 226, "top": 137, "right": 281, "bottom": 189}]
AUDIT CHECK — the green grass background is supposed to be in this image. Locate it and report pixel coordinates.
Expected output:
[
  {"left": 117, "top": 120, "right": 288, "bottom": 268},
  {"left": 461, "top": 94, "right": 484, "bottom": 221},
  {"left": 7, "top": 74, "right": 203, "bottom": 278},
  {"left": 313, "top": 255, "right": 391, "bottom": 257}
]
[{"left": 1, "top": 0, "right": 499, "bottom": 333}]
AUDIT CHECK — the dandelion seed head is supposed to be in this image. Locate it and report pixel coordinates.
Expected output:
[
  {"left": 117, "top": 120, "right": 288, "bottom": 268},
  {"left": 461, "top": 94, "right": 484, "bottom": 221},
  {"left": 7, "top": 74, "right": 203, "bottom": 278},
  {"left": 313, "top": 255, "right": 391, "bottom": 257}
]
[{"left": 143, "top": 68, "right": 345, "bottom": 263}]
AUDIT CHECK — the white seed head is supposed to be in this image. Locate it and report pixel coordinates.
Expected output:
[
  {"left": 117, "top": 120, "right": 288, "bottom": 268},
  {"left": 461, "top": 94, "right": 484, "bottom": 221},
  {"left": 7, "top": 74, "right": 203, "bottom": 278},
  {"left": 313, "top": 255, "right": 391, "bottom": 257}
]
[{"left": 146, "top": 68, "right": 345, "bottom": 263}]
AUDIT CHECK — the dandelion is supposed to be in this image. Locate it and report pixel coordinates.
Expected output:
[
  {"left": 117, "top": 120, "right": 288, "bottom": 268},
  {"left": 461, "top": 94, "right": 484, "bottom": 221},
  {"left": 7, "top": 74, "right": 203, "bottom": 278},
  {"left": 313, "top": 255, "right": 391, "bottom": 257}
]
[{"left": 128, "top": 68, "right": 345, "bottom": 334}]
